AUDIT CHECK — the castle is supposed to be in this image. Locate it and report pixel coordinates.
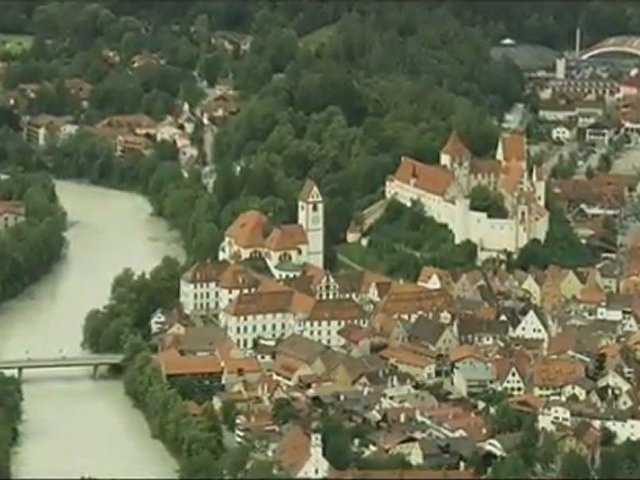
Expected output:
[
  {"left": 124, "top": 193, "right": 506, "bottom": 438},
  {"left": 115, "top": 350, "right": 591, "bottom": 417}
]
[
  {"left": 218, "top": 179, "right": 324, "bottom": 277},
  {"left": 384, "top": 130, "right": 549, "bottom": 256}
]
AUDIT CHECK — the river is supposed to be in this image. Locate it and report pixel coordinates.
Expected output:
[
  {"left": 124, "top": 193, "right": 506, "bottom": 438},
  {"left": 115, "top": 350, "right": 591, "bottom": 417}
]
[{"left": 0, "top": 181, "right": 184, "bottom": 478}]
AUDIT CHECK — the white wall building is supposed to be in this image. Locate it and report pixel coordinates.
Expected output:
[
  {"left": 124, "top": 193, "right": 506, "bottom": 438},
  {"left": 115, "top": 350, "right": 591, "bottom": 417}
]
[
  {"left": 218, "top": 179, "right": 324, "bottom": 276},
  {"left": 384, "top": 131, "right": 549, "bottom": 255}
]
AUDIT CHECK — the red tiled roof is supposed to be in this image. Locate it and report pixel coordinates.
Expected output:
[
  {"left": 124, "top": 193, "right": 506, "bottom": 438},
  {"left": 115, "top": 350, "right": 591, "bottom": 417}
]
[
  {"left": 391, "top": 156, "right": 454, "bottom": 196},
  {"left": 224, "top": 210, "right": 269, "bottom": 248},
  {"left": 264, "top": 224, "right": 308, "bottom": 251},
  {"left": 0, "top": 201, "right": 25, "bottom": 217}
]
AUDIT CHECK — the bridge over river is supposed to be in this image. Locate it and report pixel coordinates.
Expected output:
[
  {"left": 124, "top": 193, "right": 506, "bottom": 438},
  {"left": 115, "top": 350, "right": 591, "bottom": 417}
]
[{"left": 0, "top": 354, "right": 125, "bottom": 379}]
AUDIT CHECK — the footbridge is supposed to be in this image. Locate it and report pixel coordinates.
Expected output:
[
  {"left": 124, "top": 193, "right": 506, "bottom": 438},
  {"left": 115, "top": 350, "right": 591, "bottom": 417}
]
[{"left": 0, "top": 354, "right": 125, "bottom": 379}]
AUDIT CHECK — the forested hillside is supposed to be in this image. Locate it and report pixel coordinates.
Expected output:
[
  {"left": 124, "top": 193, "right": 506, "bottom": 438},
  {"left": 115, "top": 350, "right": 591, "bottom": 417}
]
[{"left": 0, "top": 1, "right": 632, "bottom": 265}]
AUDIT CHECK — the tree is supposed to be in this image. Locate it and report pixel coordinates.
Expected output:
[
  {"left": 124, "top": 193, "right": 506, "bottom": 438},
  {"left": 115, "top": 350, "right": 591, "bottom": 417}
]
[
  {"left": 469, "top": 185, "right": 508, "bottom": 218},
  {"left": 489, "top": 454, "right": 528, "bottom": 478},
  {"left": 221, "top": 399, "right": 238, "bottom": 431},
  {"left": 559, "top": 451, "right": 591, "bottom": 479},
  {"left": 271, "top": 398, "right": 298, "bottom": 426},
  {"left": 490, "top": 402, "right": 527, "bottom": 434}
]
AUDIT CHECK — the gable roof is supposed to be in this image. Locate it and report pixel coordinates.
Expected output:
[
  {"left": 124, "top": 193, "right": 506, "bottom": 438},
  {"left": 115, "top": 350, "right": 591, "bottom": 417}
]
[
  {"left": 264, "top": 224, "right": 308, "bottom": 251},
  {"left": 155, "top": 348, "right": 223, "bottom": 376},
  {"left": 441, "top": 130, "right": 471, "bottom": 158},
  {"left": 298, "top": 179, "right": 320, "bottom": 201},
  {"left": 277, "top": 425, "right": 311, "bottom": 476},
  {"left": 407, "top": 317, "right": 448, "bottom": 346},
  {"left": 224, "top": 210, "right": 269, "bottom": 248},
  {"left": 391, "top": 156, "right": 455, "bottom": 196},
  {"left": 276, "top": 334, "right": 326, "bottom": 365}
]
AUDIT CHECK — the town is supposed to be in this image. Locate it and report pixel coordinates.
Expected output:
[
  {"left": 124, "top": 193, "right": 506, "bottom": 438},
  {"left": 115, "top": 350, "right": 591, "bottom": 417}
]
[{"left": 3, "top": 2, "right": 640, "bottom": 480}]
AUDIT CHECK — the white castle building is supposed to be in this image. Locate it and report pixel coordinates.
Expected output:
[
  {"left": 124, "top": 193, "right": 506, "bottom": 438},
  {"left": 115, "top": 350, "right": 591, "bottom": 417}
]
[
  {"left": 385, "top": 130, "right": 549, "bottom": 255},
  {"left": 218, "top": 179, "right": 324, "bottom": 278}
]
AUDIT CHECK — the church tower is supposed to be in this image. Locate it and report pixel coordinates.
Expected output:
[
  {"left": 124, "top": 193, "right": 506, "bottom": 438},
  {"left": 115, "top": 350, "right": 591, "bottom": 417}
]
[{"left": 298, "top": 179, "right": 324, "bottom": 269}]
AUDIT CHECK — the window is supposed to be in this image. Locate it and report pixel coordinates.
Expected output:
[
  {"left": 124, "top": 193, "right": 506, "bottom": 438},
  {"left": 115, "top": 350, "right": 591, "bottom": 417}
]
[{"left": 312, "top": 203, "right": 318, "bottom": 213}]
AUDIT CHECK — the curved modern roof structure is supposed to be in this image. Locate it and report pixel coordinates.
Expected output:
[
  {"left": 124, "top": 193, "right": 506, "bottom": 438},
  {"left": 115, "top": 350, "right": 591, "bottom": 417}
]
[
  {"left": 581, "top": 36, "right": 640, "bottom": 60},
  {"left": 490, "top": 43, "right": 558, "bottom": 71}
]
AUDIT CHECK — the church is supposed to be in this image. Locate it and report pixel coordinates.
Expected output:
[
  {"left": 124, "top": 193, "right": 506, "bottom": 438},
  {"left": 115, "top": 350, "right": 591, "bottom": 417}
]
[
  {"left": 218, "top": 179, "right": 324, "bottom": 278},
  {"left": 385, "top": 130, "right": 549, "bottom": 257}
]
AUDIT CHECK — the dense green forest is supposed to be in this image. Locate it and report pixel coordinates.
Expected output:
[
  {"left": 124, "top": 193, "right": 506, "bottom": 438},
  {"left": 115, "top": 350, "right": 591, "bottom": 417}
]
[
  {"left": 0, "top": 1, "right": 615, "bottom": 273},
  {"left": 0, "top": 172, "right": 67, "bottom": 302},
  {"left": 0, "top": 373, "right": 22, "bottom": 479}
]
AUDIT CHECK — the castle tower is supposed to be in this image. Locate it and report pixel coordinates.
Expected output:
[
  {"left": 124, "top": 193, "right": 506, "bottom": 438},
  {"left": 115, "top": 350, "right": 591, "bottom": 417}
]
[
  {"left": 298, "top": 179, "right": 324, "bottom": 269},
  {"left": 440, "top": 130, "right": 471, "bottom": 170}
]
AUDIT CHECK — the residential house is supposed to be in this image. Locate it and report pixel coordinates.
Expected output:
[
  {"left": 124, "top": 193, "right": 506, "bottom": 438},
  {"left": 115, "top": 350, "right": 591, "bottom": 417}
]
[
  {"left": 597, "top": 258, "right": 619, "bottom": 293},
  {"left": 492, "top": 348, "right": 531, "bottom": 396},
  {"left": 513, "top": 269, "right": 543, "bottom": 304},
  {"left": 379, "top": 343, "right": 437, "bottom": 384},
  {"left": 449, "top": 345, "right": 496, "bottom": 397},
  {"left": 155, "top": 348, "right": 224, "bottom": 397},
  {"left": 458, "top": 316, "right": 508, "bottom": 347},
  {"left": 509, "top": 308, "right": 551, "bottom": 347},
  {"left": 162, "top": 324, "right": 235, "bottom": 357},
  {"left": 23, "top": 114, "right": 76, "bottom": 146},
  {"left": 300, "top": 298, "right": 368, "bottom": 348},
  {"left": 272, "top": 334, "right": 327, "bottom": 385},
  {"left": 407, "top": 313, "right": 459, "bottom": 354},
  {"left": 417, "top": 266, "right": 454, "bottom": 292},
  {"left": 531, "top": 357, "right": 586, "bottom": 399},
  {"left": 585, "top": 119, "right": 617, "bottom": 145},
  {"left": 179, "top": 259, "right": 233, "bottom": 315},
  {"left": 276, "top": 425, "right": 330, "bottom": 479},
  {"left": 0, "top": 201, "right": 25, "bottom": 231}
]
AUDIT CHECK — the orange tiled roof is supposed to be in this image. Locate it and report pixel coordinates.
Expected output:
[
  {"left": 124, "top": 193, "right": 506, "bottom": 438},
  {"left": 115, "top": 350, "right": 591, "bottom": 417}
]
[
  {"left": 391, "top": 156, "right": 454, "bottom": 197},
  {"left": 218, "top": 263, "right": 260, "bottom": 289},
  {"left": 449, "top": 344, "right": 486, "bottom": 363},
  {"left": 264, "top": 224, "right": 308, "bottom": 251},
  {"left": 499, "top": 131, "right": 526, "bottom": 164},
  {"left": 277, "top": 425, "right": 311, "bottom": 476},
  {"left": 379, "top": 344, "right": 434, "bottom": 369},
  {"left": 224, "top": 210, "right": 269, "bottom": 248},
  {"left": 156, "top": 348, "right": 223, "bottom": 376},
  {"left": 532, "top": 357, "right": 585, "bottom": 388},
  {"left": 441, "top": 130, "right": 471, "bottom": 158},
  {"left": 307, "top": 299, "right": 365, "bottom": 321},
  {"left": 223, "top": 356, "right": 262, "bottom": 374}
]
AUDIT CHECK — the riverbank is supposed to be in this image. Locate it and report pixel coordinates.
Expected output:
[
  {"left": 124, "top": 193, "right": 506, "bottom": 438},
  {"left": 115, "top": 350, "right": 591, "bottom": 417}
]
[
  {"left": 0, "top": 373, "right": 22, "bottom": 479},
  {"left": 0, "top": 173, "right": 67, "bottom": 305}
]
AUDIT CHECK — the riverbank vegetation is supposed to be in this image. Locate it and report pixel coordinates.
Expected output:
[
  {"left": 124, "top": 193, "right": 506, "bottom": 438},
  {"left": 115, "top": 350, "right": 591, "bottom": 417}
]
[
  {"left": 0, "top": 373, "right": 23, "bottom": 479},
  {"left": 0, "top": 172, "right": 66, "bottom": 303},
  {"left": 82, "top": 256, "right": 181, "bottom": 353}
]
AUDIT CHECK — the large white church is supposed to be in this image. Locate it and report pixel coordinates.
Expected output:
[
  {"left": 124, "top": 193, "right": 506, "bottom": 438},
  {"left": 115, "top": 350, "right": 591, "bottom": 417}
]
[{"left": 218, "top": 179, "right": 324, "bottom": 278}]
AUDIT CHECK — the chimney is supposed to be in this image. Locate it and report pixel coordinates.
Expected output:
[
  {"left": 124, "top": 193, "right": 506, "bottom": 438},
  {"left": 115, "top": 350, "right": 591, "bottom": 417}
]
[{"left": 575, "top": 27, "right": 582, "bottom": 57}]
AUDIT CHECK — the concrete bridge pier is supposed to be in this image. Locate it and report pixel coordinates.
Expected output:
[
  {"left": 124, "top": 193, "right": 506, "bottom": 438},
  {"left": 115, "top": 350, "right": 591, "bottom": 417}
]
[
  {"left": 17, "top": 368, "right": 22, "bottom": 380},
  {"left": 91, "top": 364, "right": 99, "bottom": 379}
]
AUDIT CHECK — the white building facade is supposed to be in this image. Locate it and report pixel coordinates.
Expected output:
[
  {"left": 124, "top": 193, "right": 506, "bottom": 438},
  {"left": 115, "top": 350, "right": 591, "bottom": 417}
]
[{"left": 384, "top": 131, "right": 549, "bottom": 255}]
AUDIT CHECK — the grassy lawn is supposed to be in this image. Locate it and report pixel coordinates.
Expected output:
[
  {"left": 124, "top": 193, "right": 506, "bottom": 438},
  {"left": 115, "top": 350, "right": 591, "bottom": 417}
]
[
  {"left": 0, "top": 33, "right": 33, "bottom": 57},
  {"left": 337, "top": 243, "right": 378, "bottom": 271},
  {"left": 300, "top": 23, "right": 337, "bottom": 51}
]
